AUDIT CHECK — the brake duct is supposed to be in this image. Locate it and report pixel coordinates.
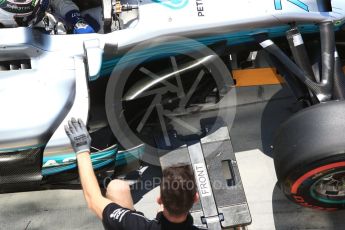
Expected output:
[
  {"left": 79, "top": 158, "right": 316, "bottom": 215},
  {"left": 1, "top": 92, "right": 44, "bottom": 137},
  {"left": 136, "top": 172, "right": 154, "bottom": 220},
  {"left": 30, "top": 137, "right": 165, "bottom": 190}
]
[{"left": 256, "top": 21, "right": 345, "bottom": 102}]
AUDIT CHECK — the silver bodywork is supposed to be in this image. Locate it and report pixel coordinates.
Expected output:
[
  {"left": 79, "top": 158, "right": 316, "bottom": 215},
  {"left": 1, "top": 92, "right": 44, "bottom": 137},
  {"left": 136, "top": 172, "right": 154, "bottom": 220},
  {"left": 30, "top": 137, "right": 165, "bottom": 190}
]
[
  {"left": 0, "top": 40, "right": 89, "bottom": 157},
  {"left": 0, "top": 0, "right": 345, "bottom": 158}
]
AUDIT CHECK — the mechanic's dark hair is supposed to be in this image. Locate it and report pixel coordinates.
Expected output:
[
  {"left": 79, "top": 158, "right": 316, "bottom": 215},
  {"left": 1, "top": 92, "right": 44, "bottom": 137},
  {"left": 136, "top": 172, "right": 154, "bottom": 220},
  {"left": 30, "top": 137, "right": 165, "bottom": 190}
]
[{"left": 161, "top": 164, "right": 197, "bottom": 216}]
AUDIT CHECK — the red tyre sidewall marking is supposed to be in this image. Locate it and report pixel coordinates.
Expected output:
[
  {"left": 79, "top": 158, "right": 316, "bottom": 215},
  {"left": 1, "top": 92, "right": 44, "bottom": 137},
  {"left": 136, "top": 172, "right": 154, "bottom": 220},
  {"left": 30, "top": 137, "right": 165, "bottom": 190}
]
[
  {"left": 289, "top": 162, "right": 345, "bottom": 211},
  {"left": 291, "top": 162, "right": 345, "bottom": 194}
]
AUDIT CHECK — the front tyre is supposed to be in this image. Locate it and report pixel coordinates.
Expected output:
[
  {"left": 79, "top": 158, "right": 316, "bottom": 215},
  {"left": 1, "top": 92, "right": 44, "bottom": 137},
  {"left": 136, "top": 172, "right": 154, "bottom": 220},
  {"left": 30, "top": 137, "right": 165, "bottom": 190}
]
[{"left": 274, "top": 101, "right": 345, "bottom": 210}]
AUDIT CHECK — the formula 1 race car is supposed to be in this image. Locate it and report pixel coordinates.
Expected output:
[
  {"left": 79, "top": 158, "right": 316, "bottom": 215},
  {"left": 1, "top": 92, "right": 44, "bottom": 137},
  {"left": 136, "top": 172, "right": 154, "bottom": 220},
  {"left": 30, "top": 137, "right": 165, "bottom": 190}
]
[{"left": 1, "top": 0, "right": 345, "bottom": 211}]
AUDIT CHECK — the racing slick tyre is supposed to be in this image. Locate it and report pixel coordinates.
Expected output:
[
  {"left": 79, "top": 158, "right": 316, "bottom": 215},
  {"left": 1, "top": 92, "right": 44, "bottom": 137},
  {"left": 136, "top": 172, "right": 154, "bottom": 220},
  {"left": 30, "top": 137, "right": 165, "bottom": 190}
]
[{"left": 274, "top": 100, "right": 345, "bottom": 210}]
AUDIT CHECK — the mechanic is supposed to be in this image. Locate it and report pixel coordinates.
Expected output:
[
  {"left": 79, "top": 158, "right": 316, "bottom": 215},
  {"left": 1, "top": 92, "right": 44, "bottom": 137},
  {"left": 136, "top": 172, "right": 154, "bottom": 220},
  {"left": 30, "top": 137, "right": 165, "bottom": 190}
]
[
  {"left": 65, "top": 118, "right": 203, "bottom": 229},
  {"left": 0, "top": 0, "right": 95, "bottom": 34}
]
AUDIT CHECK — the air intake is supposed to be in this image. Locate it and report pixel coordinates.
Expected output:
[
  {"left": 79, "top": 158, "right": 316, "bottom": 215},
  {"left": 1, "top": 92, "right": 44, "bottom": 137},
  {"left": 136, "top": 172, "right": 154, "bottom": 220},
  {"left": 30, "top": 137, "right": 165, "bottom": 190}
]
[{"left": 0, "top": 59, "right": 31, "bottom": 71}]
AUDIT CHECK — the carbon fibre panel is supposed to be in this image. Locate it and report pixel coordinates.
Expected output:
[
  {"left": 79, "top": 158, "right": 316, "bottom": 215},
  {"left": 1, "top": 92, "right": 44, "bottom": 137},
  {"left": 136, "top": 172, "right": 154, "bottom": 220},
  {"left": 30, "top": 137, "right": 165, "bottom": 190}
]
[{"left": 0, "top": 148, "right": 43, "bottom": 193}]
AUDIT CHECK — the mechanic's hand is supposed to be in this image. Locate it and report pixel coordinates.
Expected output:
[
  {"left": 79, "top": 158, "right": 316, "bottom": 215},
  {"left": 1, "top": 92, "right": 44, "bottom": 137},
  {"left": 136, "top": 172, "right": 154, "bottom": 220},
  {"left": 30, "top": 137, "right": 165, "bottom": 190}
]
[
  {"left": 65, "top": 10, "right": 95, "bottom": 34},
  {"left": 64, "top": 118, "right": 91, "bottom": 155}
]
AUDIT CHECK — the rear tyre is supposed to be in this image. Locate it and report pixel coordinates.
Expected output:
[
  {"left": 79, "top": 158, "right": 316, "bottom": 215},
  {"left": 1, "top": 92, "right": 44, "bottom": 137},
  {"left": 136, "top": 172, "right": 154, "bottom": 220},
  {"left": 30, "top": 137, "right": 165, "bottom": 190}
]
[{"left": 274, "top": 101, "right": 345, "bottom": 210}]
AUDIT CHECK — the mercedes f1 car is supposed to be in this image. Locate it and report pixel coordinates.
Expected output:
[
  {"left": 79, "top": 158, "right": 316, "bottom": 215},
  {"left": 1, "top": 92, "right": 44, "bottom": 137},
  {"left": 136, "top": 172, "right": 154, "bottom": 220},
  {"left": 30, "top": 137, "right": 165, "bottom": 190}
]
[{"left": 1, "top": 0, "right": 345, "bottom": 211}]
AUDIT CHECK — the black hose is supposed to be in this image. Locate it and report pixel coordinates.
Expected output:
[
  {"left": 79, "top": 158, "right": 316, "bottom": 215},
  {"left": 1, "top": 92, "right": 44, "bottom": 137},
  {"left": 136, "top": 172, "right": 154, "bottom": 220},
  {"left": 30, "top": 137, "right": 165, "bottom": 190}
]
[
  {"left": 319, "top": 22, "right": 335, "bottom": 94},
  {"left": 259, "top": 40, "right": 321, "bottom": 95},
  {"left": 286, "top": 27, "right": 316, "bottom": 81},
  {"left": 256, "top": 22, "right": 336, "bottom": 102},
  {"left": 266, "top": 52, "right": 310, "bottom": 101},
  {"left": 333, "top": 51, "right": 345, "bottom": 100}
]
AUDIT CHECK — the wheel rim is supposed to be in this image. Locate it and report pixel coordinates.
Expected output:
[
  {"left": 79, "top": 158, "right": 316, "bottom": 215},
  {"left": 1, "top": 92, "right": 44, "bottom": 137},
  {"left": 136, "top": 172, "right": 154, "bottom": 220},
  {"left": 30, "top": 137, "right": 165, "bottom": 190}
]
[{"left": 311, "top": 170, "right": 345, "bottom": 204}]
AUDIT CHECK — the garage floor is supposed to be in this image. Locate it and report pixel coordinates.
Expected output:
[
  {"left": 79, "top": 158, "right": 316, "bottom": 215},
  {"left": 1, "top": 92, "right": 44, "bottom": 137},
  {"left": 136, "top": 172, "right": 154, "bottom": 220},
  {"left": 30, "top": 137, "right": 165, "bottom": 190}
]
[{"left": 1, "top": 84, "right": 345, "bottom": 230}]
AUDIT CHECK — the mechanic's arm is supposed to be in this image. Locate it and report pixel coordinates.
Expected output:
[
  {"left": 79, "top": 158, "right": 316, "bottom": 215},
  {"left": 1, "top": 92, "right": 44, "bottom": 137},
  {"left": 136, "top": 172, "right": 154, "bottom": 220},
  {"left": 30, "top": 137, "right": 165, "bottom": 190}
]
[
  {"left": 77, "top": 151, "right": 111, "bottom": 219},
  {"left": 65, "top": 118, "right": 111, "bottom": 219}
]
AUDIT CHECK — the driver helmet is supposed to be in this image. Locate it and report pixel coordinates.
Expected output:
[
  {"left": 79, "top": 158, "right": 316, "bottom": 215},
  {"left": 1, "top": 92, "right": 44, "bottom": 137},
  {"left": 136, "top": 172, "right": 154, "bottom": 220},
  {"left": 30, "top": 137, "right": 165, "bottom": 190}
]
[{"left": 0, "top": 0, "right": 50, "bottom": 27}]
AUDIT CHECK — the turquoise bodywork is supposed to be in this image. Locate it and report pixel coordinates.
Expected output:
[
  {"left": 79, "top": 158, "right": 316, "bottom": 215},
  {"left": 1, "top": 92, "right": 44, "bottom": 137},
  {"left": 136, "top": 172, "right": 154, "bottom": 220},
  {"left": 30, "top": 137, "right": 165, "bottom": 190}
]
[
  {"left": 100, "top": 23, "right": 338, "bottom": 77},
  {"left": 42, "top": 145, "right": 144, "bottom": 176}
]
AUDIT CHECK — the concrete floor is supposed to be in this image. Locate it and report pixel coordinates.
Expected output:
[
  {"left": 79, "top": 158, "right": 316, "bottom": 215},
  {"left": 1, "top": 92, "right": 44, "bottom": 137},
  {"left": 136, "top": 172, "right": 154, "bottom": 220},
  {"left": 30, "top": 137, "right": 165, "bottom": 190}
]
[
  {"left": 1, "top": 84, "right": 345, "bottom": 229},
  {"left": 2, "top": 149, "right": 345, "bottom": 230},
  {"left": 236, "top": 150, "right": 345, "bottom": 230}
]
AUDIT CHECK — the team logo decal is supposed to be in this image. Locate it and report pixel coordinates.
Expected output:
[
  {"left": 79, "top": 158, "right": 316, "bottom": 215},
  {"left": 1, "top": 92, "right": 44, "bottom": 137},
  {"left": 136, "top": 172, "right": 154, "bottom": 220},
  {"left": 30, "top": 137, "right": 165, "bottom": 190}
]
[{"left": 152, "top": 0, "right": 189, "bottom": 10}]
